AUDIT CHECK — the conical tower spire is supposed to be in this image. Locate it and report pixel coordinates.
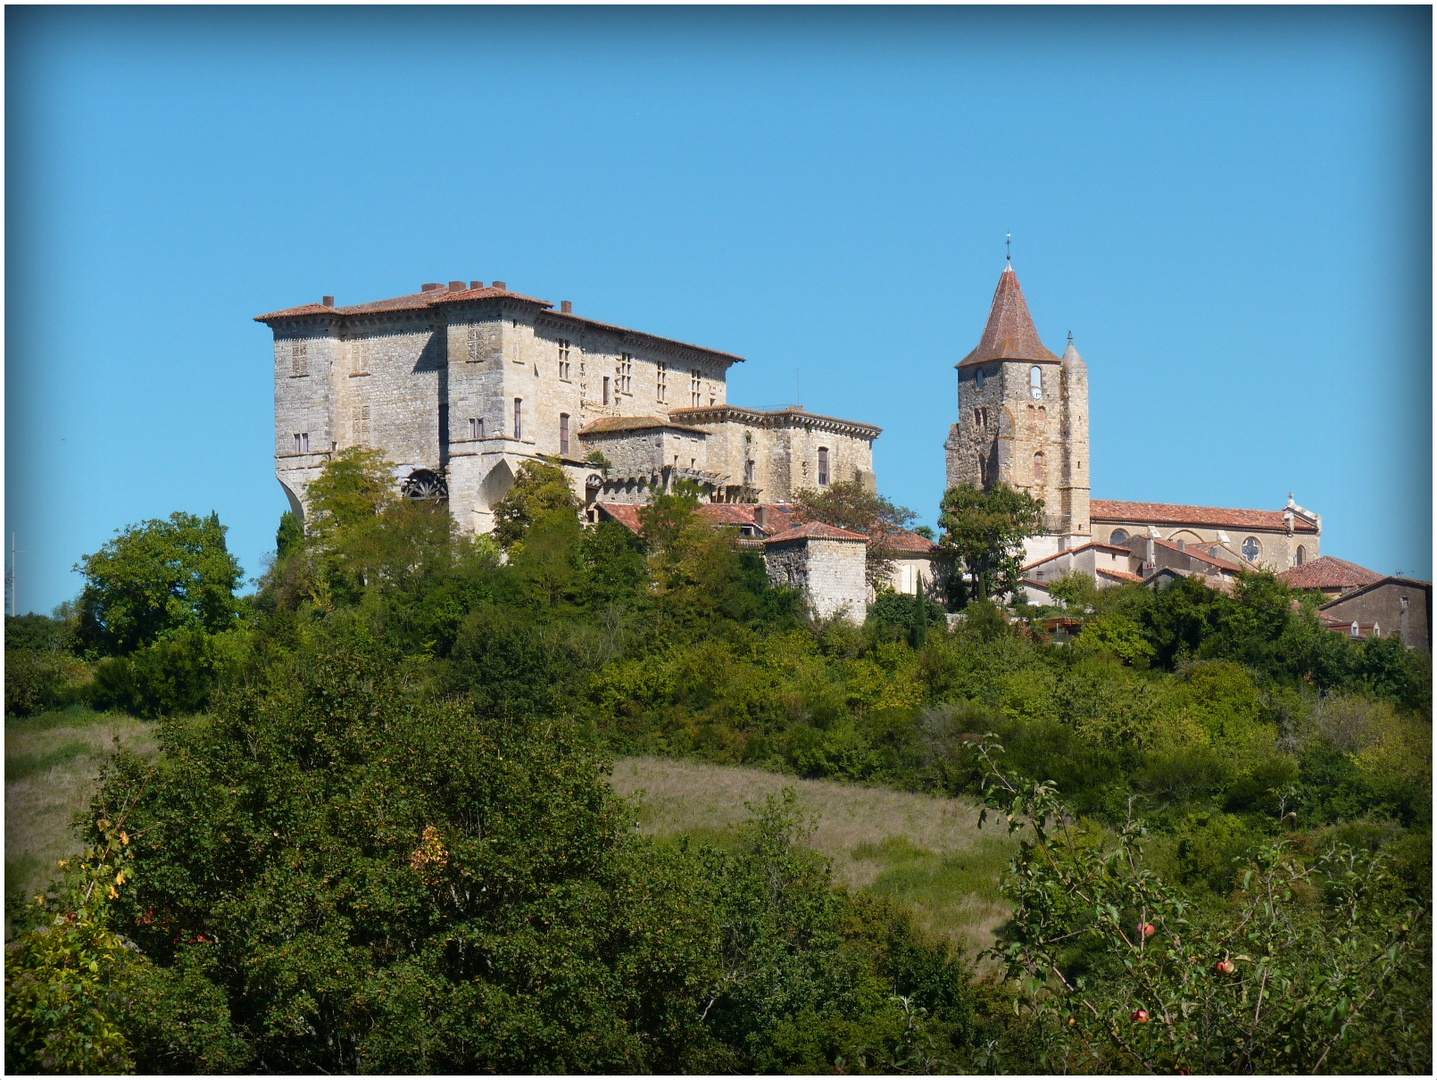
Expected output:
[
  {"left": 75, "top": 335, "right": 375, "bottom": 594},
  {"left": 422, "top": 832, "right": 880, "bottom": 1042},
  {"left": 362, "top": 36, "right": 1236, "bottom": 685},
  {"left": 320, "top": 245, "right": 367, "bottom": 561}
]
[{"left": 958, "top": 263, "right": 1060, "bottom": 367}]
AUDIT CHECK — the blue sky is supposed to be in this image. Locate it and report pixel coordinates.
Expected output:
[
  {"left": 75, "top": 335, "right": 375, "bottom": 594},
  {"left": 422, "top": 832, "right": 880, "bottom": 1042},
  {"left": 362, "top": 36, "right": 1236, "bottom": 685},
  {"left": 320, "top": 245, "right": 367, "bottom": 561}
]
[{"left": 6, "top": 6, "right": 1431, "bottom": 614}]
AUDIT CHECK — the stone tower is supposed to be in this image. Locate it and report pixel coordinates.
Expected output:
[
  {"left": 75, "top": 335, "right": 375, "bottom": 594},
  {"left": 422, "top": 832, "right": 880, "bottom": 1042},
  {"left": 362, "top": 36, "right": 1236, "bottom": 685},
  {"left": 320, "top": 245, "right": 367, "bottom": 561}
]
[{"left": 944, "top": 262, "right": 1091, "bottom": 549}]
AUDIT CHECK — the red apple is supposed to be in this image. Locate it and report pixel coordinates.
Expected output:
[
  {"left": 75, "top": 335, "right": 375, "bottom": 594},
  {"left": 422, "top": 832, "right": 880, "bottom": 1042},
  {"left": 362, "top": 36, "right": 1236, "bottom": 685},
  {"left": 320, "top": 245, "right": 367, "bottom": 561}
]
[
  {"left": 1131, "top": 1008, "right": 1150, "bottom": 1023},
  {"left": 1216, "top": 960, "right": 1235, "bottom": 975},
  {"left": 1140, "top": 922, "right": 1157, "bottom": 937}
]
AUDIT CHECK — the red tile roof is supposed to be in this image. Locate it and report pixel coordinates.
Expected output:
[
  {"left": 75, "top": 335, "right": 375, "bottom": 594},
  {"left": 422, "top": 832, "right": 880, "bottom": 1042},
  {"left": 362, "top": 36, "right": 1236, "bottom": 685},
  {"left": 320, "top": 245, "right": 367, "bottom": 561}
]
[
  {"left": 594, "top": 503, "right": 643, "bottom": 532},
  {"left": 1278, "top": 555, "right": 1382, "bottom": 591},
  {"left": 696, "top": 504, "right": 799, "bottom": 532},
  {"left": 882, "top": 529, "right": 943, "bottom": 555},
  {"left": 578, "top": 415, "right": 709, "bottom": 436},
  {"left": 762, "top": 520, "right": 868, "bottom": 544},
  {"left": 958, "top": 265, "right": 1061, "bottom": 367},
  {"left": 1091, "top": 499, "right": 1319, "bottom": 534},
  {"left": 1022, "top": 541, "right": 1134, "bottom": 571},
  {"left": 1151, "top": 536, "right": 1244, "bottom": 573},
  {"left": 256, "top": 283, "right": 746, "bottom": 363},
  {"left": 255, "top": 283, "right": 549, "bottom": 321},
  {"left": 1097, "top": 567, "right": 1145, "bottom": 584}
]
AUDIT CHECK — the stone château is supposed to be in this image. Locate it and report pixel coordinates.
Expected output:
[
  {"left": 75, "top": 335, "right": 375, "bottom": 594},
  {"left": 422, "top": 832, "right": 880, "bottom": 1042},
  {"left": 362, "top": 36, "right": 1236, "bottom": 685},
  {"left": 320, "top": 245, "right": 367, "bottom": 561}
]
[{"left": 259, "top": 281, "right": 879, "bottom": 535}]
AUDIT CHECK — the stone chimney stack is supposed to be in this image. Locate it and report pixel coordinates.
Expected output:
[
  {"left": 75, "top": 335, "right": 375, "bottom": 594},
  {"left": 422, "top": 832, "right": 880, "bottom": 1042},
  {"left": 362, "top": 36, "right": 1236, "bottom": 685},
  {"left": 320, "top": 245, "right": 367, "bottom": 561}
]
[{"left": 561, "top": 300, "right": 573, "bottom": 314}]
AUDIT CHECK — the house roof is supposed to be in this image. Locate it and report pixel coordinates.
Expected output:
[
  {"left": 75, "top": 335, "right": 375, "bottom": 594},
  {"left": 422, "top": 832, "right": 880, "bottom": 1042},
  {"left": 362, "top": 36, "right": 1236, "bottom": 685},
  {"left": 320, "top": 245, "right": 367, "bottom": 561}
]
[
  {"left": 762, "top": 521, "right": 869, "bottom": 544},
  {"left": 256, "top": 282, "right": 745, "bottom": 363},
  {"left": 668, "top": 405, "right": 881, "bottom": 440},
  {"left": 1318, "top": 576, "right": 1432, "bottom": 611},
  {"left": 1278, "top": 555, "right": 1383, "bottom": 591},
  {"left": 882, "top": 529, "right": 943, "bottom": 555},
  {"left": 1091, "top": 499, "right": 1319, "bottom": 535},
  {"left": 1021, "top": 541, "right": 1133, "bottom": 572},
  {"left": 1150, "top": 536, "right": 1243, "bottom": 573},
  {"left": 1097, "top": 567, "right": 1146, "bottom": 584},
  {"left": 256, "top": 283, "right": 551, "bottom": 320},
  {"left": 578, "top": 415, "right": 709, "bottom": 436},
  {"left": 958, "top": 264, "right": 1061, "bottom": 368},
  {"left": 594, "top": 502, "right": 801, "bottom": 538}
]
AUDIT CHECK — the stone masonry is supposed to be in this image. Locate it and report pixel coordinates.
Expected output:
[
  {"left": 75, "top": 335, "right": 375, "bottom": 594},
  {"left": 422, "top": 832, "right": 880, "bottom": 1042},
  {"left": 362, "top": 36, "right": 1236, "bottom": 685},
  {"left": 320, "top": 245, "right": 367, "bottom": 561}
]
[{"left": 261, "top": 282, "right": 880, "bottom": 535}]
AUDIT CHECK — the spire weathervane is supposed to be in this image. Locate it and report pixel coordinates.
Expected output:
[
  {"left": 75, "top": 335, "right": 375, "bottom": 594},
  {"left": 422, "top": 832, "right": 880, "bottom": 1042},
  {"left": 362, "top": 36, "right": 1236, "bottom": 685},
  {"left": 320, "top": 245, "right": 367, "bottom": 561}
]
[
  {"left": 1005, "top": 232, "right": 1011, "bottom": 263},
  {"left": 1068, "top": 330, "right": 1073, "bottom": 344}
]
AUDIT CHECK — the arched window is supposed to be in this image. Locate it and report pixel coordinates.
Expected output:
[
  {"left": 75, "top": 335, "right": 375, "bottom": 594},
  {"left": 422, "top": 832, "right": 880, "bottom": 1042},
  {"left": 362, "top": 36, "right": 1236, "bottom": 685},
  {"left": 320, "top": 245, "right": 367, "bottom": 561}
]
[
  {"left": 1295, "top": 545, "right": 1306, "bottom": 566},
  {"left": 1032, "top": 450, "right": 1046, "bottom": 482},
  {"left": 1029, "top": 366, "right": 1043, "bottom": 399},
  {"left": 1242, "top": 536, "right": 1261, "bottom": 563},
  {"left": 1110, "top": 528, "right": 1129, "bottom": 545}
]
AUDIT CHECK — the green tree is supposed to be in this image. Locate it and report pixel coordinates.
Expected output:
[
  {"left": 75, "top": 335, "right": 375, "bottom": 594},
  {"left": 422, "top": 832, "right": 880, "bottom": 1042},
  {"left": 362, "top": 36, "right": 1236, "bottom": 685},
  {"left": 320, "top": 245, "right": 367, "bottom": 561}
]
[
  {"left": 975, "top": 736, "right": 1429, "bottom": 1074},
  {"left": 275, "top": 510, "right": 303, "bottom": 559},
  {"left": 491, "top": 458, "right": 579, "bottom": 551},
  {"left": 76, "top": 511, "right": 242, "bottom": 656},
  {"left": 938, "top": 483, "right": 1044, "bottom": 605}
]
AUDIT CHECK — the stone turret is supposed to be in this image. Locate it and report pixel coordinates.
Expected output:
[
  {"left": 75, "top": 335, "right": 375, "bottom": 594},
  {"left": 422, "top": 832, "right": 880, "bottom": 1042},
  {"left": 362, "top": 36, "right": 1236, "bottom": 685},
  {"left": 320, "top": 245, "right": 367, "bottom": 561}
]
[
  {"left": 945, "top": 262, "right": 1088, "bottom": 544},
  {"left": 1058, "top": 336, "right": 1091, "bottom": 544}
]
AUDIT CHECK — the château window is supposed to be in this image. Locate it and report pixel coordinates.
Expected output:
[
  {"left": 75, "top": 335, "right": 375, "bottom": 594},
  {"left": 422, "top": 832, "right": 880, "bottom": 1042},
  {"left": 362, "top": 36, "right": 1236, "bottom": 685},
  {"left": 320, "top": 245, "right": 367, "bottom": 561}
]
[
  {"left": 744, "top": 459, "right": 755, "bottom": 486},
  {"left": 1242, "top": 536, "right": 1261, "bottom": 562},
  {"left": 656, "top": 360, "right": 667, "bottom": 403},
  {"left": 513, "top": 398, "right": 523, "bottom": 440},
  {"left": 818, "top": 447, "right": 830, "bottom": 486},
  {"left": 467, "top": 325, "right": 482, "bottom": 361},
  {"left": 559, "top": 413, "right": 570, "bottom": 456},
  {"left": 290, "top": 341, "right": 308, "bottom": 377},
  {"left": 691, "top": 368, "right": 702, "bottom": 406},
  {"left": 975, "top": 368, "right": 985, "bottom": 390},
  {"left": 1030, "top": 366, "right": 1043, "bottom": 399},
  {"left": 1110, "top": 528, "right": 1129, "bottom": 545},
  {"left": 468, "top": 417, "right": 483, "bottom": 439},
  {"left": 618, "top": 353, "right": 633, "bottom": 395},
  {"left": 1295, "top": 546, "right": 1306, "bottom": 566},
  {"left": 602, "top": 376, "right": 611, "bottom": 405},
  {"left": 292, "top": 432, "right": 309, "bottom": 454},
  {"left": 1032, "top": 450, "right": 1045, "bottom": 482},
  {"left": 557, "top": 339, "right": 571, "bottom": 380}
]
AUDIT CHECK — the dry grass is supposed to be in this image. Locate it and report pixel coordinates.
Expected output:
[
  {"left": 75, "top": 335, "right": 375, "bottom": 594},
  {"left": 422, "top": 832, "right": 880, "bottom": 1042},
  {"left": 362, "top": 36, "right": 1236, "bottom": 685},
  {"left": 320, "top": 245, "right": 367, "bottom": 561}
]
[
  {"left": 5, "top": 708, "right": 159, "bottom": 928},
  {"left": 610, "top": 756, "right": 1015, "bottom": 959}
]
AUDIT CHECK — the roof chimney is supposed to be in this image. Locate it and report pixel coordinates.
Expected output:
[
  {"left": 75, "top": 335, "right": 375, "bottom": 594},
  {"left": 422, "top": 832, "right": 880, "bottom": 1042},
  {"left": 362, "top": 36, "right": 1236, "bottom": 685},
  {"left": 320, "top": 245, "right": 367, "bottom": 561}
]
[
  {"left": 322, "top": 295, "right": 335, "bottom": 308},
  {"left": 449, "top": 280, "right": 466, "bottom": 291},
  {"left": 422, "top": 282, "right": 443, "bottom": 292},
  {"left": 560, "top": 300, "right": 572, "bottom": 314},
  {"left": 492, "top": 280, "right": 507, "bottom": 290},
  {"left": 470, "top": 280, "right": 482, "bottom": 289}
]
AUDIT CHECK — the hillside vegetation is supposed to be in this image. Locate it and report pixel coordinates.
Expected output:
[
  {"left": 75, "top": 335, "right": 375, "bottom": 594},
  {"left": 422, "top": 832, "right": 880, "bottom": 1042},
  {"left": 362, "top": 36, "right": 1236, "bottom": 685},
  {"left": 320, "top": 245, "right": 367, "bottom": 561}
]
[
  {"left": 612, "top": 756, "right": 1013, "bottom": 958},
  {"left": 5, "top": 454, "right": 1430, "bottom": 1074}
]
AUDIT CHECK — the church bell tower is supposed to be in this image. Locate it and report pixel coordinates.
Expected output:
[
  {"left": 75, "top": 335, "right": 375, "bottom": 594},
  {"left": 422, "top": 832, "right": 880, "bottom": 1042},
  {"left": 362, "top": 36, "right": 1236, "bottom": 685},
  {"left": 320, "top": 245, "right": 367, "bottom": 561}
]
[{"left": 944, "top": 260, "right": 1091, "bottom": 547}]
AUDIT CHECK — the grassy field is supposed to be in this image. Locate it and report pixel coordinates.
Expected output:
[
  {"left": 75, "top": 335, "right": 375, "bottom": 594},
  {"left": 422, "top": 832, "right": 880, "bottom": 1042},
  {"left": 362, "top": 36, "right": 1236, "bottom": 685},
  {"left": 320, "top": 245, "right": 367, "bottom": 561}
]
[
  {"left": 611, "top": 756, "right": 1015, "bottom": 961},
  {"left": 5, "top": 706, "right": 159, "bottom": 929}
]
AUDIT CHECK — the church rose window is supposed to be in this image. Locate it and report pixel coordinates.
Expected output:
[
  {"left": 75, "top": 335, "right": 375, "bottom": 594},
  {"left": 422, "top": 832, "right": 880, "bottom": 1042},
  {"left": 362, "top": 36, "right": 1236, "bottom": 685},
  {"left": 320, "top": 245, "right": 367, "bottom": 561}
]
[
  {"left": 1110, "top": 529, "right": 1129, "bottom": 545},
  {"left": 1242, "top": 536, "right": 1261, "bottom": 562}
]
